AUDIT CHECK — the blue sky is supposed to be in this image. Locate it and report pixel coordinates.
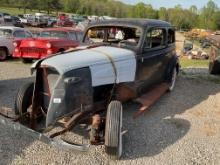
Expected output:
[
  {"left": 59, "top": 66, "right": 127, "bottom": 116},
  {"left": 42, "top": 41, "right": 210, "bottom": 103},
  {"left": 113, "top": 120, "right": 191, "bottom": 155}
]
[{"left": 120, "top": 0, "right": 220, "bottom": 9}]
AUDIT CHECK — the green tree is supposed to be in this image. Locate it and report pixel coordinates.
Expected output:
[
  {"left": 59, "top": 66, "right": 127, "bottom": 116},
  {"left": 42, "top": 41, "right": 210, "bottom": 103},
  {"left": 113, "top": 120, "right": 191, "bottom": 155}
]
[{"left": 158, "top": 7, "right": 168, "bottom": 21}]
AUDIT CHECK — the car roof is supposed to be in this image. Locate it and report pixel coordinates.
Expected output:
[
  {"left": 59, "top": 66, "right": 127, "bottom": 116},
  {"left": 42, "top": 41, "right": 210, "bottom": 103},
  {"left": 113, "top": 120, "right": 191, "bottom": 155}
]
[
  {"left": 0, "top": 26, "right": 26, "bottom": 31},
  {"left": 43, "top": 27, "right": 81, "bottom": 32},
  {"left": 88, "top": 19, "right": 171, "bottom": 28}
]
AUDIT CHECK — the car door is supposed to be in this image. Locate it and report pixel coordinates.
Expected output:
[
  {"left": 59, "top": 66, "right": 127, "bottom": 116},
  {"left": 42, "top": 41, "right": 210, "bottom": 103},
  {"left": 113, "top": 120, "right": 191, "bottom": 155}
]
[{"left": 136, "top": 27, "right": 169, "bottom": 94}]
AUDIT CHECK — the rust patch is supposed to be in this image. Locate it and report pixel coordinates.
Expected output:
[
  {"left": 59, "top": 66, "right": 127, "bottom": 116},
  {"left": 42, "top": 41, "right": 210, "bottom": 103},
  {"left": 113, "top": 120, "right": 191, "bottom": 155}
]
[
  {"left": 134, "top": 83, "right": 169, "bottom": 117},
  {"left": 116, "top": 84, "right": 136, "bottom": 102}
]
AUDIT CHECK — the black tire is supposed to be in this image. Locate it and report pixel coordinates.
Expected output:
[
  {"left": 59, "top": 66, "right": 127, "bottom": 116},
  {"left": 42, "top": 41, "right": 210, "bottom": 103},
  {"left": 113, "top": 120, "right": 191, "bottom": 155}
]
[
  {"left": 168, "top": 67, "right": 177, "bottom": 92},
  {"left": 0, "top": 47, "right": 7, "bottom": 61},
  {"left": 22, "top": 58, "right": 33, "bottom": 63},
  {"left": 209, "top": 61, "right": 220, "bottom": 75},
  {"left": 105, "top": 101, "right": 123, "bottom": 160},
  {"left": 14, "top": 82, "right": 34, "bottom": 115},
  {"left": 58, "top": 48, "right": 65, "bottom": 53}
]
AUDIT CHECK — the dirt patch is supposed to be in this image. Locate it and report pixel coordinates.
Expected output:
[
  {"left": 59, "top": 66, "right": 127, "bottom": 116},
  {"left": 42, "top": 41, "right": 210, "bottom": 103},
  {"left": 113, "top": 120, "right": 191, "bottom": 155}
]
[{"left": 203, "top": 121, "right": 217, "bottom": 137}]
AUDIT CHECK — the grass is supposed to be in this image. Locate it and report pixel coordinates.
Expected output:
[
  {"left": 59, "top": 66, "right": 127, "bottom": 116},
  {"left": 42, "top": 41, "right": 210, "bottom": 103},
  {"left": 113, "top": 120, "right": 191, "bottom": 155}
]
[
  {"left": 0, "top": 7, "right": 38, "bottom": 15},
  {"left": 181, "top": 73, "right": 220, "bottom": 84},
  {"left": 180, "top": 58, "right": 209, "bottom": 68}
]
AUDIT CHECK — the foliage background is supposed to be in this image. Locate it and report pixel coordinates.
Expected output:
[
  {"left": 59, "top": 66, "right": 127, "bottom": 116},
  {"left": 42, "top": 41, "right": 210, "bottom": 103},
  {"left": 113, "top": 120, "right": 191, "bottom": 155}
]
[{"left": 0, "top": 0, "right": 220, "bottom": 30}]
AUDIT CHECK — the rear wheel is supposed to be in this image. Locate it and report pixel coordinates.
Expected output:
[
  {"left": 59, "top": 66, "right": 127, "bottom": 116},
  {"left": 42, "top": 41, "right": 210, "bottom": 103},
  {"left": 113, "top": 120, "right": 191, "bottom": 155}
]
[
  {"left": 14, "top": 82, "right": 34, "bottom": 116},
  {"left": 0, "top": 48, "right": 7, "bottom": 61},
  {"left": 168, "top": 67, "right": 177, "bottom": 92},
  {"left": 105, "top": 101, "right": 123, "bottom": 160}
]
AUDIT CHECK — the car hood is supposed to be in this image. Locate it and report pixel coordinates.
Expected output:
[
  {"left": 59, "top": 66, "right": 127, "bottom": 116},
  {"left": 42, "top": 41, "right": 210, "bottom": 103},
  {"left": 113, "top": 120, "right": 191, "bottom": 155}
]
[{"left": 32, "top": 46, "right": 137, "bottom": 87}]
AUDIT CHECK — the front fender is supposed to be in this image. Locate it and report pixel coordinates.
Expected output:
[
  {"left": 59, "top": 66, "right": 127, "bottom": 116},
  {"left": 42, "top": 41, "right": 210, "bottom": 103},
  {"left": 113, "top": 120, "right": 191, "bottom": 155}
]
[{"left": 46, "top": 67, "right": 93, "bottom": 127}]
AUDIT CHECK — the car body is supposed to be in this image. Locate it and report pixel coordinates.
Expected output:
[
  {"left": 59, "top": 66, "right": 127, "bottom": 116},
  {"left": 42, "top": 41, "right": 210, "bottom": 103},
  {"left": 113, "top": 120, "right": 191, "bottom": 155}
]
[
  {"left": 69, "top": 14, "right": 87, "bottom": 24},
  {"left": 0, "top": 26, "right": 33, "bottom": 60},
  {"left": 11, "top": 16, "right": 24, "bottom": 28},
  {"left": 17, "top": 15, "right": 28, "bottom": 24},
  {"left": 186, "top": 48, "right": 209, "bottom": 60},
  {"left": 13, "top": 28, "right": 82, "bottom": 62},
  {"left": 182, "top": 40, "right": 193, "bottom": 54},
  {"left": 29, "top": 16, "right": 48, "bottom": 27},
  {"left": 200, "top": 39, "right": 211, "bottom": 48},
  {"left": 47, "top": 17, "right": 57, "bottom": 27},
  {"left": 56, "top": 14, "right": 74, "bottom": 27},
  {"left": 15, "top": 19, "right": 179, "bottom": 159},
  {"left": 207, "top": 35, "right": 220, "bottom": 74},
  {"left": 0, "top": 12, "right": 13, "bottom": 26}
]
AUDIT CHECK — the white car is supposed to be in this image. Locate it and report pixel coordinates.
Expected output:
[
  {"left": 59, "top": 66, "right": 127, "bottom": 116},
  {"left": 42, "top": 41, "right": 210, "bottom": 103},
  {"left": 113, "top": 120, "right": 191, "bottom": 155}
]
[
  {"left": 0, "top": 26, "right": 33, "bottom": 60},
  {"left": 187, "top": 48, "right": 209, "bottom": 60}
]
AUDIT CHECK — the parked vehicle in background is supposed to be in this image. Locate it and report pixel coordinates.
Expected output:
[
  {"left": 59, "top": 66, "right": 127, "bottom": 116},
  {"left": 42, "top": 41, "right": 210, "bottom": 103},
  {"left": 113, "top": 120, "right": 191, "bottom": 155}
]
[
  {"left": 13, "top": 28, "right": 82, "bottom": 62},
  {"left": 56, "top": 14, "right": 74, "bottom": 27},
  {"left": 0, "top": 12, "right": 13, "bottom": 26},
  {"left": 29, "top": 13, "right": 48, "bottom": 27},
  {"left": 14, "top": 19, "right": 179, "bottom": 160},
  {"left": 23, "top": 14, "right": 33, "bottom": 19},
  {"left": 69, "top": 14, "right": 87, "bottom": 24},
  {"left": 29, "top": 16, "right": 48, "bottom": 27},
  {"left": 76, "top": 20, "right": 90, "bottom": 31},
  {"left": 88, "top": 15, "right": 99, "bottom": 21},
  {"left": 200, "top": 39, "right": 211, "bottom": 48},
  {"left": 0, "top": 26, "right": 33, "bottom": 60},
  {"left": 182, "top": 40, "right": 193, "bottom": 54},
  {"left": 47, "top": 17, "right": 57, "bottom": 27},
  {"left": 207, "top": 35, "right": 220, "bottom": 74},
  {"left": 17, "top": 15, "right": 28, "bottom": 24},
  {"left": 11, "top": 16, "right": 24, "bottom": 28},
  {"left": 186, "top": 48, "right": 209, "bottom": 60}
]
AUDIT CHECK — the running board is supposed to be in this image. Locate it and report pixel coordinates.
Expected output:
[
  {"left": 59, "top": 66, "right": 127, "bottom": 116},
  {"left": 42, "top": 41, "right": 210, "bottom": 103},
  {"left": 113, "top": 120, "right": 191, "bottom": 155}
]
[{"left": 134, "top": 83, "right": 169, "bottom": 118}]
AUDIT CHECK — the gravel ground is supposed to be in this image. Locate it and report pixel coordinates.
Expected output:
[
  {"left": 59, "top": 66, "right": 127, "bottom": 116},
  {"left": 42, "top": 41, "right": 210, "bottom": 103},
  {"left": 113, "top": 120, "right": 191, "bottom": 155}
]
[{"left": 1, "top": 60, "right": 220, "bottom": 165}]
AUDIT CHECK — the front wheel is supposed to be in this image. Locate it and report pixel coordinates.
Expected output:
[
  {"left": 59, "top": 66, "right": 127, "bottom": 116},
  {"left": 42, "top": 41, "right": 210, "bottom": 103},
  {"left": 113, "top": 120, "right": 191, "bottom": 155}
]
[
  {"left": 105, "top": 101, "right": 123, "bottom": 160},
  {"left": 0, "top": 48, "right": 7, "bottom": 61},
  {"left": 168, "top": 67, "right": 177, "bottom": 92},
  {"left": 14, "top": 82, "right": 34, "bottom": 116}
]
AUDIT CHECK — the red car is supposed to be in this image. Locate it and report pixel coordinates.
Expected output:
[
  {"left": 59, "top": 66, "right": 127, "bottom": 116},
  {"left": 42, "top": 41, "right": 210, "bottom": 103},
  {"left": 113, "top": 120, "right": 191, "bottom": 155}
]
[
  {"left": 56, "top": 14, "right": 74, "bottom": 27},
  {"left": 13, "top": 28, "right": 82, "bottom": 63}
]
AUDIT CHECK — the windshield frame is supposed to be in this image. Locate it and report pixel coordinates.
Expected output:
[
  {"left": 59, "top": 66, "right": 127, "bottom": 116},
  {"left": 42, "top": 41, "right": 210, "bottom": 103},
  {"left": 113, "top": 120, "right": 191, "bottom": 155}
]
[{"left": 82, "top": 25, "right": 143, "bottom": 51}]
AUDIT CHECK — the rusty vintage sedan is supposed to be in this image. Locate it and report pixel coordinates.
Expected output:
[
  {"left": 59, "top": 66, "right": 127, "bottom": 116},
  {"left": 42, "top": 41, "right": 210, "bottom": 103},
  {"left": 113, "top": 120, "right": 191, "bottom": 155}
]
[{"left": 11, "top": 19, "right": 179, "bottom": 159}]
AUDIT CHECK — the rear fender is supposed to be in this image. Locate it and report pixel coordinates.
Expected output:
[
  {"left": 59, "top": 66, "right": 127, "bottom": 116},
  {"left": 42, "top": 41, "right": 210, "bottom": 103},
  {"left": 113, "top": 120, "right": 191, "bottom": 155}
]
[{"left": 164, "top": 55, "right": 179, "bottom": 82}]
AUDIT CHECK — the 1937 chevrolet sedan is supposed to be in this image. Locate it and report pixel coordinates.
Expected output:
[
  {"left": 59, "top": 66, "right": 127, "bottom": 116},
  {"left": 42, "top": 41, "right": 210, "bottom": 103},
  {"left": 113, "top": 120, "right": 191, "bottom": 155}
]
[{"left": 13, "top": 19, "right": 179, "bottom": 159}]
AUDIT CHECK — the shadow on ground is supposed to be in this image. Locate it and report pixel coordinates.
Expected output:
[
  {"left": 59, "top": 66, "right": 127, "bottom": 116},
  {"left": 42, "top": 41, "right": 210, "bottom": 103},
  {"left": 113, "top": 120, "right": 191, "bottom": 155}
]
[
  {"left": 0, "top": 77, "right": 35, "bottom": 165},
  {"left": 1, "top": 69, "right": 220, "bottom": 163},
  {"left": 121, "top": 72, "right": 220, "bottom": 160}
]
